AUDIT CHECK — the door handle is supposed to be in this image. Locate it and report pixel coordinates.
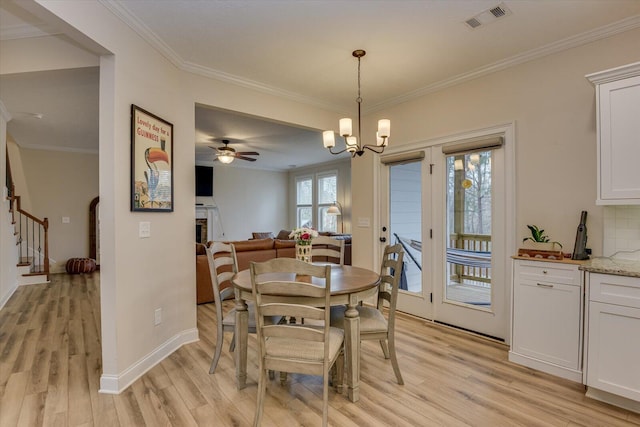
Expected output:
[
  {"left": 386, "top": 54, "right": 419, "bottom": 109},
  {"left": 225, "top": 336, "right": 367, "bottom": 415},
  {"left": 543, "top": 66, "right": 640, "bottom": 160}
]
[{"left": 379, "top": 237, "right": 387, "bottom": 243}]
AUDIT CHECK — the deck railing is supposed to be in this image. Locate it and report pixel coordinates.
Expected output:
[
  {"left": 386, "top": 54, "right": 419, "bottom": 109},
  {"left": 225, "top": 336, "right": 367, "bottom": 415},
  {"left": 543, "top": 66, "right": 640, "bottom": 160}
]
[{"left": 448, "top": 233, "right": 491, "bottom": 284}]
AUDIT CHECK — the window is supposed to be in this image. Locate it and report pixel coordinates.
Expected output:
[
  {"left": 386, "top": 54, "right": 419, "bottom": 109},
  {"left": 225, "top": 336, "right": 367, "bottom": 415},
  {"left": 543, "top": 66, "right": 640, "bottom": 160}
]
[
  {"left": 317, "top": 172, "right": 337, "bottom": 232},
  {"left": 295, "top": 171, "right": 338, "bottom": 232},
  {"left": 296, "top": 176, "right": 313, "bottom": 228}
]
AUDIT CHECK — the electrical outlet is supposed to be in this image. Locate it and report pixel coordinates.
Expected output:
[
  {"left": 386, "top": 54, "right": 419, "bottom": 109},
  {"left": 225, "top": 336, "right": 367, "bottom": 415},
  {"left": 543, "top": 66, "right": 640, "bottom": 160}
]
[{"left": 154, "top": 308, "right": 162, "bottom": 325}]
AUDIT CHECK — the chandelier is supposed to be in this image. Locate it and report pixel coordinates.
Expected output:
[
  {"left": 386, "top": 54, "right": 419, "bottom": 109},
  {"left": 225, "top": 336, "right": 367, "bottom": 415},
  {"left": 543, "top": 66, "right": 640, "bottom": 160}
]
[{"left": 323, "top": 49, "right": 390, "bottom": 157}]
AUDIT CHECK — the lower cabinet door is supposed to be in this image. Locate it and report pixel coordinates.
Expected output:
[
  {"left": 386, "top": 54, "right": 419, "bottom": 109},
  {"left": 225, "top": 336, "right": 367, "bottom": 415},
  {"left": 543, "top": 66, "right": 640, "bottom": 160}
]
[
  {"left": 512, "top": 279, "right": 582, "bottom": 370},
  {"left": 587, "top": 301, "right": 640, "bottom": 402}
]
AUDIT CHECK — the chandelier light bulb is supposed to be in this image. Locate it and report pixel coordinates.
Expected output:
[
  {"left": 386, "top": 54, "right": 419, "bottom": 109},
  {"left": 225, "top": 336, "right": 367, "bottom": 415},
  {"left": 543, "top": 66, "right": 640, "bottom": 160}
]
[
  {"left": 339, "top": 118, "right": 352, "bottom": 137},
  {"left": 378, "top": 119, "right": 390, "bottom": 138},
  {"left": 323, "top": 130, "right": 336, "bottom": 148}
]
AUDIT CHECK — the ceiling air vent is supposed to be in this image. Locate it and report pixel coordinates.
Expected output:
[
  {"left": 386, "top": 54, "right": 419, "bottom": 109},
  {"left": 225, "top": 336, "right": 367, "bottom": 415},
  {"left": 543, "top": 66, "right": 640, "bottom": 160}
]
[
  {"left": 490, "top": 5, "right": 507, "bottom": 18},
  {"left": 464, "top": 2, "right": 512, "bottom": 30},
  {"left": 465, "top": 18, "right": 482, "bottom": 29}
]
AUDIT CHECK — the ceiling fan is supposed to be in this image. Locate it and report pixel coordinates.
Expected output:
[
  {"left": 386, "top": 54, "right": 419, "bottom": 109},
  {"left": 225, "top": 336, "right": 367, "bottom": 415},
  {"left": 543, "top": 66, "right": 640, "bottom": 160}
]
[{"left": 209, "top": 139, "right": 259, "bottom": 164}]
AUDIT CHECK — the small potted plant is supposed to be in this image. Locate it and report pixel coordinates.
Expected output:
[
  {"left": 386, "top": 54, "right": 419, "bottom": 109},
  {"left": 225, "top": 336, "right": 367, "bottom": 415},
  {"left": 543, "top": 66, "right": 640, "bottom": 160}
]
[{"left": 519, "top": 225, "right": 563, "bottom": 259}]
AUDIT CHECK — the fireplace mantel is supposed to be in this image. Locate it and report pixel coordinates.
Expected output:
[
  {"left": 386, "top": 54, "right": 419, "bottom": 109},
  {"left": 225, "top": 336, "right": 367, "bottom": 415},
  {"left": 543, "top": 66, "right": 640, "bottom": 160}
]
[{"left": 195, "top": 205, "right": 224, "bottom": 242}]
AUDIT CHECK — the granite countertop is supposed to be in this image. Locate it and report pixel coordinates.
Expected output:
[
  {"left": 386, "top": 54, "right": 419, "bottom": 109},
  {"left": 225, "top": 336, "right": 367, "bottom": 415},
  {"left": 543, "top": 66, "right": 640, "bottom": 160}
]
[{"left": 579, "top": 257, "right": 640, "bottom": 278}]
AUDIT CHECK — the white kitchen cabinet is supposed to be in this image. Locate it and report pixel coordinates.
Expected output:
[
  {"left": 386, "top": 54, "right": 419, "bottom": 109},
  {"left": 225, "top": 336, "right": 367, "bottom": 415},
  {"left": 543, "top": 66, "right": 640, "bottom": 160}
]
[
  {"left": 509, "top": 258, "right": 583, "bottom": 382},
  {"left": 586, "top": 62, "right": 640, "bottom": 205},
  {"left": 585, "top": 272, "right": 640, "bottom": 410}
]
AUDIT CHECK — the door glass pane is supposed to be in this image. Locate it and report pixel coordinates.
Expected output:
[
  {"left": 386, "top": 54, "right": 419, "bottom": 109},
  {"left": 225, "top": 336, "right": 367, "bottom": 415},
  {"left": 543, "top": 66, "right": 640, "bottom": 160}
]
[
  {"left": 445, "top": 151, "right": 492, "bottom": 307},
  {"left": 389, "top": 162, "right": 422, "bottom": 294}
]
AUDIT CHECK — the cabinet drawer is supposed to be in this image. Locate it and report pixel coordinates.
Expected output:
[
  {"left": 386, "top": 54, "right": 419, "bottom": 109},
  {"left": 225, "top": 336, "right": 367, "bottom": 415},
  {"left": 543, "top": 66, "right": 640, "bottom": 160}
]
[
  {"left": 517, "top": 261, "right": 579, "bottom": 285},
  {"left": 589, "top": 273, "right": 640, "bottom": 308}
]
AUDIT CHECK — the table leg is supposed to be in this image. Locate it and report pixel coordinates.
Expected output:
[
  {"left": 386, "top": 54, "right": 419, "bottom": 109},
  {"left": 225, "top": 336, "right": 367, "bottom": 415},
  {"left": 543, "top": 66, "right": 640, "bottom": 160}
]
[
  {"left": 234, "top": 290, "right": 249, "bottom": 390},
  {"left": 343, "top": 296, "right": 360, "bottom": 402}
]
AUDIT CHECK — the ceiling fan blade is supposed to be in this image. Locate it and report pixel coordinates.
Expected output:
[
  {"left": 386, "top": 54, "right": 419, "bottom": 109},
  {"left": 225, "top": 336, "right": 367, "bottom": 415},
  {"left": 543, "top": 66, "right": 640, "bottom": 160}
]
[
  {"left": 236, "top": 155, "right": 257, "bottom": 162},
  {"left": 236, "top": 151, "right": 259, "bottom": 156}
]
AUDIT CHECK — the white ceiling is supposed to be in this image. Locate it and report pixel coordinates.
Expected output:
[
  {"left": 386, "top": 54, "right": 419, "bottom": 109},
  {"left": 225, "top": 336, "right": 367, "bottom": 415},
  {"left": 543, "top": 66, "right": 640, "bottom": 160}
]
[{"left": 1, "top": 0, "right": 639, "bottom": 170}]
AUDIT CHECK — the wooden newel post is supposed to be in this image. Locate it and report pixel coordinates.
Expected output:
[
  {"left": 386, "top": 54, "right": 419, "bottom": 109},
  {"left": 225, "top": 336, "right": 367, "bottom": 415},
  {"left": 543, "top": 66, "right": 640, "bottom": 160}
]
[{"left": 43, "top": 217, "right": 49, "bottom": 279}]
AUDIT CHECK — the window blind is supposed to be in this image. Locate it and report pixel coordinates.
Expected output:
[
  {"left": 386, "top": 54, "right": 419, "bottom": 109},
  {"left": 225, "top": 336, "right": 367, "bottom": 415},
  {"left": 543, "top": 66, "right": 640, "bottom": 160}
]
[
  {"left": 380, "top": 151, "right": 425, "bottom": 165},
  {"left": 441, "top": 135, "right": 503, "bottom": 155}
]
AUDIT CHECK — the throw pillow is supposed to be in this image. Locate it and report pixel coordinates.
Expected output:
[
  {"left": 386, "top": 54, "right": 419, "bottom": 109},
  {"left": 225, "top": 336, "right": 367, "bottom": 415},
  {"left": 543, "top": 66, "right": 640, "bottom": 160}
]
[{"left": 252, "top": 232, "right": 274, "bottom": 240}]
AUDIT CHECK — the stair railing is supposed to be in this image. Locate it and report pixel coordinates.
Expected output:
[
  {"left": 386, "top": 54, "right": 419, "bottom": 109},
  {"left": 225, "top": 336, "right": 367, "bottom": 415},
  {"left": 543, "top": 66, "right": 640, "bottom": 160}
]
[{"left": 6, "top": 149, "right": 49, "bottom": 280}]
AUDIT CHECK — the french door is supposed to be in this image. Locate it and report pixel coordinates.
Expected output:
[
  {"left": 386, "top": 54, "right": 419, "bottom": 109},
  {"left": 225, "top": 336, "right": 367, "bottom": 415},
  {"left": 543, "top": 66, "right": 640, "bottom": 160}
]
[
  {"left": 379, "top": 127, "right": 513, "bottom": 340},
  {"left": 379, "top": 151, "right": 432, "bottom": 319}
]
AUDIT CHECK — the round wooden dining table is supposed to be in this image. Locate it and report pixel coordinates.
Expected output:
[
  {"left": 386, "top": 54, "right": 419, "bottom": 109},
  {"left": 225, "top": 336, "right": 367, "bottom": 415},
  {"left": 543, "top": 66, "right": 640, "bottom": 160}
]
[{"left": 231, "top": 264, "right": 380, "bottom": 403}]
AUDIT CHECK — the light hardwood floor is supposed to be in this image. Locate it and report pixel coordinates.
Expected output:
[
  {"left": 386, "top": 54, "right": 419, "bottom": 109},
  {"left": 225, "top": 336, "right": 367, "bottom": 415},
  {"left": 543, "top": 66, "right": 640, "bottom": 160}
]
[{"left": 1, "top": 272, "right": 639, "bottom": 426}]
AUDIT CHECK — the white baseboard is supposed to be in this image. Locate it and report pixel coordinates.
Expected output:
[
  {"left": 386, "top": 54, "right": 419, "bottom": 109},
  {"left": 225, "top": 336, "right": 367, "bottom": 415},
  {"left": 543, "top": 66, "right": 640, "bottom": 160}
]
[
  {"left": 99, "top": 327, "right": 199, "bottom": 394},
  {"left": 508, "top": 351, "right": 582, "bottom": 383},
  {"left": 586, "top": 387, "right": 640, "bottom": 414},
  {"left": 0, "top": 281, "right": 18, "bottom": 310}
]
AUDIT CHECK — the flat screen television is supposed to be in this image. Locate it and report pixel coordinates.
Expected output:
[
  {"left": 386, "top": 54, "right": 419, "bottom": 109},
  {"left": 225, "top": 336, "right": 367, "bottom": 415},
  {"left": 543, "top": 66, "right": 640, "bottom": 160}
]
[{"left": 195, "top": 165, "right": 213, "bottom": 197}]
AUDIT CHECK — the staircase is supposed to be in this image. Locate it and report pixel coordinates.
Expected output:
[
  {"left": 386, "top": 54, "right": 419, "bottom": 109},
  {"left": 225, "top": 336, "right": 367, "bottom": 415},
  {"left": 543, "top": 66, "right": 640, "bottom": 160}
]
[{"left": 6, "top": 155, "right": 49, "bottom": 285}]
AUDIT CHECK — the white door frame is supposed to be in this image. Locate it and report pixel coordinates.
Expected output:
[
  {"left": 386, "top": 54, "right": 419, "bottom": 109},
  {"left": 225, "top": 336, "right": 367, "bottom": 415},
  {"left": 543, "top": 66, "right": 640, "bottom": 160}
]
[{"left": 375, "top": 122, "right": 516, "bottom": 342}]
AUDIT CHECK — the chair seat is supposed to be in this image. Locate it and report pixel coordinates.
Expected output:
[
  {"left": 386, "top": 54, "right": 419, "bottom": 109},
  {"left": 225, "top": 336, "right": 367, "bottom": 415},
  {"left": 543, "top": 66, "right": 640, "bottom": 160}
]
[
  {"left": 330, "top": 305, "right": 388, "bottom": 334},
  {"left": 222, "top": 304, "right": 280, "bottom": 328},
  {"left": 266, "top": 326, "right": 344, "bottom": 362}
]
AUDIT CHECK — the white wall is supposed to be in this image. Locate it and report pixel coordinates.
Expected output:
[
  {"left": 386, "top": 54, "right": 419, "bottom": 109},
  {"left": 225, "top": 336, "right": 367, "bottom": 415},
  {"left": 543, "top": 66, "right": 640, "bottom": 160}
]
[
  {"left": 213, "top": 166, "right": 288, "bottom": 241},
  {"left": 5, "top": 137, "right": 32, "bottom": 212},
  {"left": 25, "top": 0, "right": 640, "bottom": 394},
  {"left": 34, "top": 0, "right": 344, "bottom": 393},
  {"left": 352, "top": 28, "right": 640, "bottom": 269},
  {"left": 0, "top": 102, "right": 18, "bottom": 308},
  {"left": 20, "top": 148, "right": 98, "bottom": 272}
]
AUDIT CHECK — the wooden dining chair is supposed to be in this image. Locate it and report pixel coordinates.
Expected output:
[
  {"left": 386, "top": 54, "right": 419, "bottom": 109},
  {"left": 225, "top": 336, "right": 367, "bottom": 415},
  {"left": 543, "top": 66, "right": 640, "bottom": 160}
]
[
  {"left": 250, "top": 258, "right": 344, "bottom": 427},
  {"left": 330, "top": 243, "right": 405, "bottom": 384},
  {"left": 311, "top": 235, "right": 345, "bottom": 265},
  {"left": 206, "top": 241, "right": 276, "bottom": 374}
]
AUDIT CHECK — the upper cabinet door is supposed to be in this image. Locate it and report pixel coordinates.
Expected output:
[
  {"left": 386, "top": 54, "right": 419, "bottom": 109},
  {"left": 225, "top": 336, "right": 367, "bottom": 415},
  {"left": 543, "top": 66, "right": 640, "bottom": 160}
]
[{"left": 587, "top": 63, "right": 640, "bottom": 205}]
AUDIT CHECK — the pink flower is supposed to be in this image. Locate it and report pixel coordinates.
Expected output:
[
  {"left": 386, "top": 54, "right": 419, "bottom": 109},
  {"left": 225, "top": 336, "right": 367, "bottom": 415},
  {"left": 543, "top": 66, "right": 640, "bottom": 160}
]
[{"left": 301, "top": 233, "right": 310, "bottom": 240}]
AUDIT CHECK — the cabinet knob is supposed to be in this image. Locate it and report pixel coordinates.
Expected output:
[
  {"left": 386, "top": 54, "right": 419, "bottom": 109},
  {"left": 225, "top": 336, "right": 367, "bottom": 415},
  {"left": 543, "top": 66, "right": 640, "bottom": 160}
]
[{"left": 542, "top": 270, "right": 548, "bottom": 274}]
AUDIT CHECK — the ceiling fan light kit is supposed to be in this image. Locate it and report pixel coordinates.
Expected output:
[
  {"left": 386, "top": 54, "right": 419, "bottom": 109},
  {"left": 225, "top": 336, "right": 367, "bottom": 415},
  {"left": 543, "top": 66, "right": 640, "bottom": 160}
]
[
  {"left": 210, "top": 139, "right": 259, "bottom": 164},
  {"left": 323, "top": 49, "right": 390, "bottom": 158}
]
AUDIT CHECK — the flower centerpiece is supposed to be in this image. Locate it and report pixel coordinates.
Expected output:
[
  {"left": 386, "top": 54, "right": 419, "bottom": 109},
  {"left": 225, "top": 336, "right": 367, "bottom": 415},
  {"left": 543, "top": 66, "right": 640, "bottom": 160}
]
[
  {"left": 289, "top": 227, "right": 318, "bottom": 262},
  {"left": 289, "top": 227, "right": 318, "bottom": 245}
]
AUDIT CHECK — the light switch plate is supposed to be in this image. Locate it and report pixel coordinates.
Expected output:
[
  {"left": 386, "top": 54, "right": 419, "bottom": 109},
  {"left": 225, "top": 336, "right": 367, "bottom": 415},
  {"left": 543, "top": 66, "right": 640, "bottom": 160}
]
[
  {"left": 357, "top": 217, "right": 370, "bottom": 228},
  {"left": 139, "top": 221, "right": 151, "bottom": 238},
  {"left": 62, "top": 216, "right": 70, "bottom": 224}
]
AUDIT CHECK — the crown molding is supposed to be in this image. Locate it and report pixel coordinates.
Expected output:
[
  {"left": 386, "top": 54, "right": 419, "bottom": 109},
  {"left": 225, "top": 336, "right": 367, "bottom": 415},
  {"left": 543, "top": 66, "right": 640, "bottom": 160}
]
[
  {"left": 366, "top": 15, "right": 640, "bottom": 113},
  {"left": 100, "top": 2, "right": 640, "bottom": 114},
  {"left": 0, "top": 23, "right": 60, "bottom": 41},
  {"left": 99, "top": 0, "right": 344, "bottom": 113},
  {"left": 98, "top": 0, "right": 184, "bottom": 69},
  {"left": 17, "top": 142, "right": 98, "bottom": 155},
  {"left": 181, "top": 61, "right": 343, "bottom": 112}
]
